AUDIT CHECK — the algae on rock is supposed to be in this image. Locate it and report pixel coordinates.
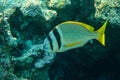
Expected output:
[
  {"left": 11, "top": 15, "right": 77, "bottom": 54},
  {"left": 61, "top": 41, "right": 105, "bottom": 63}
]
[{"left": 48, "top": 0, "right": 71, "bottom": 9}]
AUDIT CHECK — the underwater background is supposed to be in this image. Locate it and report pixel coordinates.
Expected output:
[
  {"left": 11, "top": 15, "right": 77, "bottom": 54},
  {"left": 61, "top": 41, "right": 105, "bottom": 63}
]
[{"left": 0, "top": 0, "right": 120, "bottom": 80}]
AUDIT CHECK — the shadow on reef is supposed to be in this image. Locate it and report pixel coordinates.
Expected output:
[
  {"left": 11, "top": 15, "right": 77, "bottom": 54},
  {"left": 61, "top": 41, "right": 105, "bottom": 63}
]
[{"left": 49, "top": 51, "right": 120, "bottom": 80}]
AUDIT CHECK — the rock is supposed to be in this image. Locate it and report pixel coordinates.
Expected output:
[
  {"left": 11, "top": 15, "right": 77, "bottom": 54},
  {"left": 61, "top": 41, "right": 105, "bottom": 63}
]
[
  {"left": 20, "top": 0, "right": 57, "bottom": 21},
  {"left": 48, "top": 0, "right": 71, "bottom": 9},
  {"left": 94, "top": 0, "right": 120, "bottom": 25}
]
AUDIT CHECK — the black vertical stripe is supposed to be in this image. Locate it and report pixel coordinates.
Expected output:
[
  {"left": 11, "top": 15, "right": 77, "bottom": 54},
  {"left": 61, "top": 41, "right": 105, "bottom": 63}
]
[
  {"left": 53, "top": 28, "right": 61, "bottom": 50},
  {"left": 47, "top": 36, "right": 53, "bottom": 50}
]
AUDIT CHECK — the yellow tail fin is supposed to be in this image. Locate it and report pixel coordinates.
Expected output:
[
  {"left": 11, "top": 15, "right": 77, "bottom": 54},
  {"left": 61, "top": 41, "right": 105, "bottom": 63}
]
[{"left": 96, "top": 20, "right": 108, "bottom": 46}]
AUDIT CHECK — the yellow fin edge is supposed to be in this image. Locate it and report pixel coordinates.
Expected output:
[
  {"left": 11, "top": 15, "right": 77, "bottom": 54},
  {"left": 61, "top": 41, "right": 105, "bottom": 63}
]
[
  {"left": 98, "top": 33, "right": 105, "bottom": 46},
  {"left": 60, "top": 21, "right": 95, "bottom": 31},
  {"left": 64, "top": 42, "right": 81, "bottom": 47}
]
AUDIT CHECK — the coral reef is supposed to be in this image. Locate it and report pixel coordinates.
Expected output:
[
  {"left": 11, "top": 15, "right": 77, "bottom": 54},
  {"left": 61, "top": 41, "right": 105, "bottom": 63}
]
[
  {"left": 0, "top": 13, "right": 17, "bottom": 53},
  {"left": 0, "top": 0, "right": 59, "bottom": 79},
  {"left": 12, "top": 44, "right": 56, "bottom": 68},
  {"left": 0, "top": 0, "right": 22, "bottom": 18},
  {"left": 94, "top": 0, "right": 120, "bottom": 25},
  {"left": 0, "top": 52, "right": 18, "bottom": 80}
]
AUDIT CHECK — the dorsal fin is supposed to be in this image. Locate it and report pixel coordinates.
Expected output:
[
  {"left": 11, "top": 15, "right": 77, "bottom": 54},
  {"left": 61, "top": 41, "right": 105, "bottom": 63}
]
[{"left": 60, "top": 21, "right": 95, "bottom": 31}]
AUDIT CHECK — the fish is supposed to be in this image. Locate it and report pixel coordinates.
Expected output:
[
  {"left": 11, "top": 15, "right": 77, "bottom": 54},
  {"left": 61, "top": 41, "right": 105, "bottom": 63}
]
[{"left": 43, "top": 20, "right": 108, "bottom": 52}]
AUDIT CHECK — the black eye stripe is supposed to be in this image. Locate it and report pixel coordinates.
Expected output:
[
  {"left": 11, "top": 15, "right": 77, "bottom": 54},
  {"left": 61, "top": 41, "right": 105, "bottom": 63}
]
[
  {"left": 47, "top": 36, "right": 53, "bottom": 50},
  {"left": 53, "top": 28, "right": 61, "bottom": 50}
]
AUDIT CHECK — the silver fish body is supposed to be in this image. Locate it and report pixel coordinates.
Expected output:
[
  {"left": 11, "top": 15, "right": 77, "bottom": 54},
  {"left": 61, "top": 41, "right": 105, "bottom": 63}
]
[{"left": 43, "top": 21, "right": 108, "bottom": 52}]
